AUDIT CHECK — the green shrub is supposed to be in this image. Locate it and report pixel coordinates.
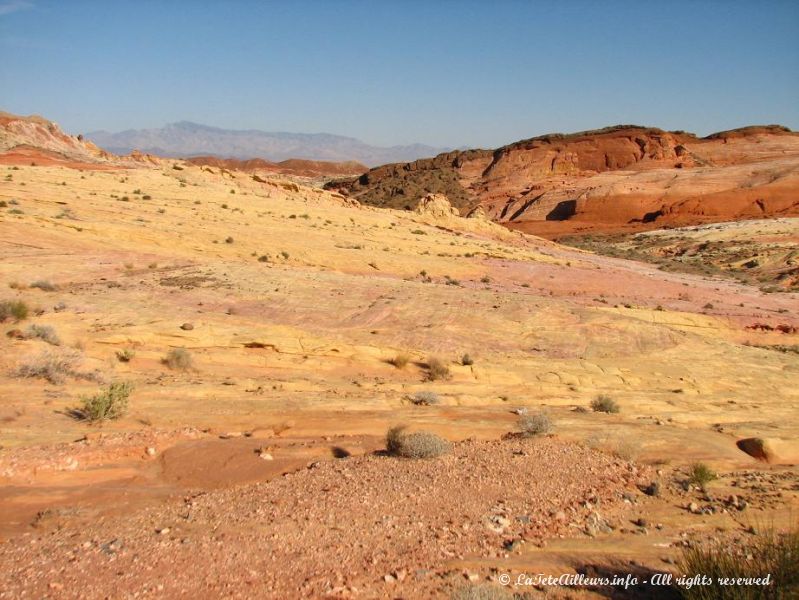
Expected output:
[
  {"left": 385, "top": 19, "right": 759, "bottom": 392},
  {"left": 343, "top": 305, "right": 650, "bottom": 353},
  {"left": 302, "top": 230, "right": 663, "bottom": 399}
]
[
  {"left": 78, "top": 382, "right": 132, "bottom": 422},
  {"left": 591, "top": 394, "right": 620, "bottom": 413},
  {"left": 0, "top": 299, "right": 29, "bottom": 322},
  {"left": 688, "top": 462, "right": 717, "bottom": 489},
  {"left": 678, "top": 524, "right": 798, "bottom": 599},
  {"left": 386, "top": 425, "right": 450, "bottom": 458},
  {"left": 162, "top": 347, "right": 193, "bottom": 370}
]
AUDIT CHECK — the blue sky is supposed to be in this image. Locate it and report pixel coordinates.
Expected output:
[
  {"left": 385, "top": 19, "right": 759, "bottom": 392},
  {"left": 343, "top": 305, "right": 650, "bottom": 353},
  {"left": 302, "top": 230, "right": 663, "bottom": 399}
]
[{"left": 1, "top": 0, "right": 797, "bottom": 148}]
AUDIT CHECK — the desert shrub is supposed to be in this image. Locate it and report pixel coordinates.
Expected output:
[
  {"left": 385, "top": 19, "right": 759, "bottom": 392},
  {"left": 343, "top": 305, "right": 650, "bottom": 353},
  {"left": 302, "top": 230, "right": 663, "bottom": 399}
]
[
  {"left": 425, "top": 356, "right": 450, "bottom": 381},
  {"left": 591, "top": 394, "right": 620, "bottom": 413},
  {"left": 116, "top": 348, "right": 136, "bottom": 362},
  {"left": 461, "top": 353, "right": 474, "bottom": 366},
  {"left": 451, "top": 584, "right": 513, "bottom": 600},
  {"left": 23, "top": 324, "right": 61, "bottom": 345},
  {"left": 15, "top": 348, "right": 83, "bottom": 384},
  {"left": 410, "top": 391, "right": 440, "bottom": 405},
  {"left": 77, "top": 381, "right": 132, "bottom": 422},
  {"left": 162, "top": 347, "right": 193, "bottom": 370},
  {"left": 0, "top": 299, "right": 29, "bottom": 322},
  {"left": 386, "top": 425, "right": 450, "bottom": 459},
  {"left": 678, "top": 525, "right": 798, "bottom": 600},
  {"left": 29, "top": 280, "right": 57, "bottom": 291},
  {"left": 519, "top": 412, "right": 552, "bottom": 437},
  {"left": 688, "top": 462, "right": 717, "bottom": 489},
  {"left": 389, "top": 352, "right": 411, "bottom": 369}
]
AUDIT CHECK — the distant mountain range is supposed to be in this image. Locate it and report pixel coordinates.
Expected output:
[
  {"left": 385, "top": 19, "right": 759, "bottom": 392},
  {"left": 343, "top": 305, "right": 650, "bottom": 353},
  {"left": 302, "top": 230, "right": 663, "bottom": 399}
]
[{"left": 85, "top": 121, "right": 449, "bottom": 167}]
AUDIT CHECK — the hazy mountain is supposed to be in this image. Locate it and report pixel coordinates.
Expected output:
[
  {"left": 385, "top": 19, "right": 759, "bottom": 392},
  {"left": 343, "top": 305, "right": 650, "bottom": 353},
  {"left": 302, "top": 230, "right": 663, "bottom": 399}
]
[{"left": 85, "top": 121, "right": 448, "bottom": 167}]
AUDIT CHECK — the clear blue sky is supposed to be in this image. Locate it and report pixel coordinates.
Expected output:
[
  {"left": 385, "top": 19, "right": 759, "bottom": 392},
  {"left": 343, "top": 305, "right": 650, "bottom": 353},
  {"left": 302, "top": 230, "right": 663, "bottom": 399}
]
[{"left": 1, "top": 0, "right": 797, "bottom": 148}]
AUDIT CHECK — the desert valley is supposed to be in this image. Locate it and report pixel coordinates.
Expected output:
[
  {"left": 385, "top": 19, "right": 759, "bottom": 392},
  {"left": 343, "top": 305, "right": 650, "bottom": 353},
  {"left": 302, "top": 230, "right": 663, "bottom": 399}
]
[{"left": 0, "top": 107, "right": 797, "bottom": 599}]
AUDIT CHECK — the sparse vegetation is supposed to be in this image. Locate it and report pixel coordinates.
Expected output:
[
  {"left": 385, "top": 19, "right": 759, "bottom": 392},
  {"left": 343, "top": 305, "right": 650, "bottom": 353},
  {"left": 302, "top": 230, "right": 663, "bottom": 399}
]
[
  {"left": 29, "top": 280, "right": 57, "bottom": 291},
  {"left": 23, "top": 324, "right": 61, "bottom": 345},
  {"left": 0, "top": 299, "right": 29, "bottom": 322},
  {"left": 410, "top": 391, "right": 440, "bottom": 406},
  {"left": 425, "top": 356, "right": 450, "bottom": 381},
  {"left": 162, "top": 347, "right": 193, "bottom": 370},
  {"left": 591, "top": 394, "right": 620, "bottom": 413},
  {"left": 678, "top": 524, "right": 798, "bottom": 600},
  {"left": 385, "top": 425, "right": 450, "bottom": 459},
  {"left": 76, "top": 381, "right": 132, "bottom": 422},
  {"left": 389, "top": 352, "right": 411, "bottom": 369},
  {"left": 688, "top": 462, "right": 717, "bottom": 489},
  {"left": 518, "top": 412, "right": 552, "bottom": 437},
  {"left": 460, "top": 353, "right": 474, "bottom": 366},
  {"left": 116, "top": 348, "right": 136, "bottom": 362},
  {"left": 15, "top": 348, "right": 85, "bottom": 384}
]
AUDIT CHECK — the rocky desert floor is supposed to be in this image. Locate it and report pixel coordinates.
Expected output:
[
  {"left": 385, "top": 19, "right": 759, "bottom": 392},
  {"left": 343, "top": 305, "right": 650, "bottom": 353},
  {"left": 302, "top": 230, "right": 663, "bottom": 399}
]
[{"left": 1, "top": 161, "right": 798, "bottom": 598}]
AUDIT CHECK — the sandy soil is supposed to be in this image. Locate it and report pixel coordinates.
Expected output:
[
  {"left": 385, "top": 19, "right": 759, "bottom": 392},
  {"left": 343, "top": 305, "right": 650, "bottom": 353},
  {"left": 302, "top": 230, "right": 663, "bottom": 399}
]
[{"left": 1, "top": 160, "right": 797, "bottom": 598}]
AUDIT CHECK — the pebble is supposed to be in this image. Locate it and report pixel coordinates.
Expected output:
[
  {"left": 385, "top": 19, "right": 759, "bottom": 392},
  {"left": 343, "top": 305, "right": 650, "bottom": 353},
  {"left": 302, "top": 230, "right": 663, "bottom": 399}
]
[{"left": 180, "top": 323, "right": 194, "bottom": 330}]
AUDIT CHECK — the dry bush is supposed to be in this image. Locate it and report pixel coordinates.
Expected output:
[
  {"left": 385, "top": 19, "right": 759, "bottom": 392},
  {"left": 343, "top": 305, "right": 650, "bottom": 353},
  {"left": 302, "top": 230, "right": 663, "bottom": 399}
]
[
  {"left": 15, "top": 348, "right": 83, "bottom": 384},
  {"left": 23, "top": 324, "right": 61, "bottom": 346},
  {"left": 410, "top": 390, "right": 440, "bottom": 405},
  {"left": 518, "top": 412, "right": 552, "bottom": 437},
  {"left": 116, "top": 348, "right": 136, "bottom": 362},
  {"left": 591, "top": 394, "right": 620, "bottom": 413},
  {"left": 386, "top": 425, "right": 450, "bottom": 459},
  {"left": 451, "top": 584, "right": 513, "bottom": 600},
  {"left": 162, "top": 347, "right": 193, "bottom": 370},
  {"left": 389, "top": 352, "right": 411, "bottom": 369},
  {"left": 678, "top": 524, "right": 798, "bottom": 599},
  {"left": 460, "top": 353, "right": 474, "bottom": 366},
  {"left": 77, "top": 381, "right": 132, "bottom": 422},
  {"left": 425, "top": 356, "right": 450, "bottom": 381},
  {"left": 0, "top": 299, "right": 29, "bottom": 322},
  {"left": 29, "top": 280, "right": 57, "bottom": 291}
]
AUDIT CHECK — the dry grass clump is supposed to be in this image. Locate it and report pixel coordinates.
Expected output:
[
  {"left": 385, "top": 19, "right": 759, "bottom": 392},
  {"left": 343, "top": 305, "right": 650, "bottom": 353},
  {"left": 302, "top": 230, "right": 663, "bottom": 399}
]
[
  {"left": 23, "top": 324, "right": 61, "bottom": 345},
  {"left": 389, "top": 352, "right": 411, "bottom": 369},
  {"left": 410, "top": 390, "right": 440, "bottom": 405},
  {"left": 678, "top": 524, "right": 798, "bottom": 599},
  {"left": 116, "top": 348, "right": 136, "bottom": 362},
  {"left": 162, "top": 347, "right": 193, "bottom": 370},
  {"left": 386, "top": 425, "right": 451, "bottom": 459},
  {"left": 76, "top": 382, "right": 132, "bottom": 422},
  {"left": 15, "top": 348, "right": 84, "bottom": 384},
  {"left": 451, "top": 584, "right": 513, "bottom": 600},
  {"left": 460, "top": 353, "right": 474, "bottom": 366},
  {"left": 29, "top": 280, "right": 57, "bottom": 291},
  {"left": 591, "top": 394, "right": 620, "bottom": 413},
  {"left": 0, "top": 299, "right": 29, "bottom": 322},
  {"left": 425, "top": 356, "right": 450, "bottom": 381},
  {"left": 518, "top": 412, "right": 552, "bottom": 437}
]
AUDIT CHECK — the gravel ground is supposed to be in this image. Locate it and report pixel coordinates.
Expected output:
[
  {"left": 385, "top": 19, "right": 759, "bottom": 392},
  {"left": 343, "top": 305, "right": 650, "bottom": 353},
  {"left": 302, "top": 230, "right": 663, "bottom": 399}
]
[{"left": 0, "top": 437, "right": 645, "bottom": 599}]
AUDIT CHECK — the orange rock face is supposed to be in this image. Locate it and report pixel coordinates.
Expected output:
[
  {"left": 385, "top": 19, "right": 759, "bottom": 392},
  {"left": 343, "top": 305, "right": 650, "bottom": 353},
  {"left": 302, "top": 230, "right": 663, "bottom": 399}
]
[{"left": 331, "top": 125, "right": 799, "bottom": 237}]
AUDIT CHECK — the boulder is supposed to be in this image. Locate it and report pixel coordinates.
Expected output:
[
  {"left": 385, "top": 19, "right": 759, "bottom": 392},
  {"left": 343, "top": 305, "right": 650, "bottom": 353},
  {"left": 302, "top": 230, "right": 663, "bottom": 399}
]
[{"left": 414, "top": 193, "right": 459, "bottom": 219}]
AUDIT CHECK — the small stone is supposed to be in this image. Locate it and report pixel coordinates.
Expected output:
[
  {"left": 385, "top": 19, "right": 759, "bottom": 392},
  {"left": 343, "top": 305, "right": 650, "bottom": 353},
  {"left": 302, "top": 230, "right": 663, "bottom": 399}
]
[
  {"left": 157, "top": 527, "right": 170, "bottom": 535},
  {"left": 643, "top": 482, "right": 661, "bottom": 497},
  {"left": 635, "top": 518, "right": 649, "bottom": 527},
  {"left": 180, "top": 323, "right": 194, "bottom": 330},
  {"left": 688, "top": 502, "right": 700, "bottom": 514},
  {"left": 383, "top": 574, "right": 396, "bottom": 584},
  {"left": 259, "top": 452, "right": 274, "bottom": 461},
  {"left": 553, "top": 510, "right": 567, "bottom": 522},
  {"left": 466, "top": 572, "right": 480, "bottom": 582},
  {"left": 146, "top": 447, "right": 156, "bottom": 456}
]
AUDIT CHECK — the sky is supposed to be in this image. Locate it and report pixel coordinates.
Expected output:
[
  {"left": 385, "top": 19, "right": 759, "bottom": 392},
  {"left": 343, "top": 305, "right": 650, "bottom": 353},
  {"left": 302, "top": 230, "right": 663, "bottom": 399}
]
[{"left": 1, "top": 0, "right": 797, "bottom": 148}]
